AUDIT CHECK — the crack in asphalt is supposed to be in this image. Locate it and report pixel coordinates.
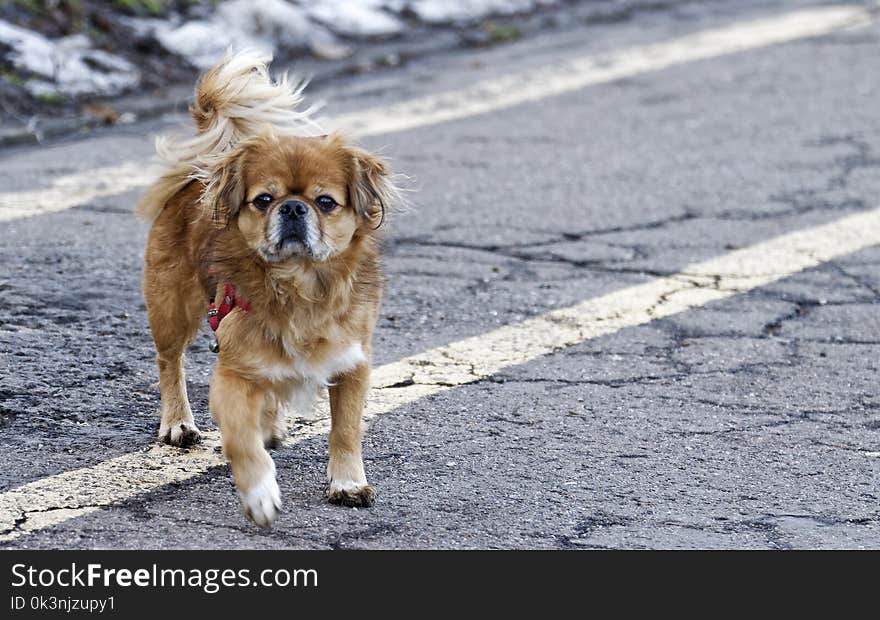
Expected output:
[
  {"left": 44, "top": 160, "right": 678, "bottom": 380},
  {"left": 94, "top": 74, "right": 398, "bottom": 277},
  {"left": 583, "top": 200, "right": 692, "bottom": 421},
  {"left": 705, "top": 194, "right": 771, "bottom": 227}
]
[
  {"left": 561, "top": 511, "right": 879, "bottom": 549},
  {"left": 762, "top": 299, "right": 818, "bottom": 336},
  {"left": 826, "top": 260, "right": 880, "bottom": 300},
  {"left": 391, "top": 135, "right": 880, "bottom": 281},
  {"left": 811, "top": 135, "right": 880, "bottom": 193},
  {"left": 0, "top": 504, "right": 99, "bottom": 538}
]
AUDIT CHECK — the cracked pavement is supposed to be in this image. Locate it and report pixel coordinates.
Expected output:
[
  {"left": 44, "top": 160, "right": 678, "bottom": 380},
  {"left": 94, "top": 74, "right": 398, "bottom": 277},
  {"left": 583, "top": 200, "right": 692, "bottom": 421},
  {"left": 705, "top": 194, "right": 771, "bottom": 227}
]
[{"left": 1, "top": 0, "right": 879, "bottom": 549}]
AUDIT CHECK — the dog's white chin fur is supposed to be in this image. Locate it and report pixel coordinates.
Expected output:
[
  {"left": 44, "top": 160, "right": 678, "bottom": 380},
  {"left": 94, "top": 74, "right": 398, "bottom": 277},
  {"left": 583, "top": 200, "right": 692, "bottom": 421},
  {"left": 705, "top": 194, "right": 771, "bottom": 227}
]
[{"left": 259, "top": 240, "right": 332, "bottom": 264}]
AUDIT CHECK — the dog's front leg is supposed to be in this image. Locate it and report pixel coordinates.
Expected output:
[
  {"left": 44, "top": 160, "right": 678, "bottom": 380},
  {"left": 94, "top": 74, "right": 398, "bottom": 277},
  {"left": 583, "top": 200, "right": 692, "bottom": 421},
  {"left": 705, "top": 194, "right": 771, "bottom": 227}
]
[
  {"left": 327, "top": 362, "right": 375, "bottom": 507},
  {"left": 210, "top": 368, "right": 281, "bottom": 527}
]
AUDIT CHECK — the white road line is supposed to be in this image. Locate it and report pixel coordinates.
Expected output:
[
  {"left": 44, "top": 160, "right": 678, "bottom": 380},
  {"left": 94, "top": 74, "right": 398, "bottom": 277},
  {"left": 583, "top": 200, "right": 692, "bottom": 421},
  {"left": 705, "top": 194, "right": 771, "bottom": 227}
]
[
  {"left": 326, "top": 5, "right": 874, "bottom": 136},
  {"left": 0, "top": 162, "right": 161, "bottom": 223},
  {"left": 2, "top": 207, "right": 880, "bottom": 542},
  {"left": 0, "top": 4, "right": 873, "bottom": 223}
]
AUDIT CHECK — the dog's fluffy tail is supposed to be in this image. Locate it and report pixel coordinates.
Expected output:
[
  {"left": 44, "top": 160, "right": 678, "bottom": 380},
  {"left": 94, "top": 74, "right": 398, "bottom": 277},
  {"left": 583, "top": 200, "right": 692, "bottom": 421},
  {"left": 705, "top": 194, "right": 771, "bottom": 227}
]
[{"left": 136, "top": 49, "right": 321, "bottom": 222}]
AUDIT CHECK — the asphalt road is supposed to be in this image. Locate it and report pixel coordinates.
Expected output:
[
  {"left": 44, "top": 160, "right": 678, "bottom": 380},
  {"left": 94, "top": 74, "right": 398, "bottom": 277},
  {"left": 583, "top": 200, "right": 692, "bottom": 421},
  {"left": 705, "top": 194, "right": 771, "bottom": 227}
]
[{"left": 1, "top": 0, "right": 879, "bottom": 549}]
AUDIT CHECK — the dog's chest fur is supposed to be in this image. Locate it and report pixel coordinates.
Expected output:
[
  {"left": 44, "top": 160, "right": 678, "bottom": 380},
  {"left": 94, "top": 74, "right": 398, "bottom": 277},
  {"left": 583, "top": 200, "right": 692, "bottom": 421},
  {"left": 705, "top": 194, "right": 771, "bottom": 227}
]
[
  {"left": 207, "top": 231, "right": 379, "bottom": 390},
  {"left": 259, "top": 337, "right": 365, "bottom": 386}
]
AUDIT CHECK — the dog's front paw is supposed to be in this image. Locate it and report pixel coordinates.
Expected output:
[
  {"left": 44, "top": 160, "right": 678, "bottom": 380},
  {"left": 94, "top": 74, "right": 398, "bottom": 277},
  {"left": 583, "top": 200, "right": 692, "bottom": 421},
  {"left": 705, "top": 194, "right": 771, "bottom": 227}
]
[
  {"left": 158, "top": 422, "right": 202, "bottom": 447},
  {"left": 240, "top": 468, "right": 282, "bottom": 527},
  {"left": 327, "top": 480, "right": 376, "bottom": 508}
]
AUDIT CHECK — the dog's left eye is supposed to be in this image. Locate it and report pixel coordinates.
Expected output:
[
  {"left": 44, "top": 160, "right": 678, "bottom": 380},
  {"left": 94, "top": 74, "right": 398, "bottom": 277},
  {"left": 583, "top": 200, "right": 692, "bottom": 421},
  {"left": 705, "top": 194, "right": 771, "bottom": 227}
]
[
  {"left": 252, "top": 193, "right": 273, "bottom": 210},
  {"left": 315, "top": 195, "right": 338, "bottom": 212}
]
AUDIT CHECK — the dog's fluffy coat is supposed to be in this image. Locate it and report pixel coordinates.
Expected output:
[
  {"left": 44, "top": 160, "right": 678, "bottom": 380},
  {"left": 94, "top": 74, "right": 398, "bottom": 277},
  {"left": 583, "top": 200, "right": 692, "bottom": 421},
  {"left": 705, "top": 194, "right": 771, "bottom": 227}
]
[{"left": 139, "top": 51, "right": 398, "bottom": 526}]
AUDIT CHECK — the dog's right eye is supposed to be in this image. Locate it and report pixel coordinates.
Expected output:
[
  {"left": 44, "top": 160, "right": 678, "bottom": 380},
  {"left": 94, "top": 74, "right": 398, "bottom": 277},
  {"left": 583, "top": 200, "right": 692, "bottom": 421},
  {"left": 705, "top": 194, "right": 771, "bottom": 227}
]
[{"left": 252, "top": 194, "right": 273, "bottom": 210}]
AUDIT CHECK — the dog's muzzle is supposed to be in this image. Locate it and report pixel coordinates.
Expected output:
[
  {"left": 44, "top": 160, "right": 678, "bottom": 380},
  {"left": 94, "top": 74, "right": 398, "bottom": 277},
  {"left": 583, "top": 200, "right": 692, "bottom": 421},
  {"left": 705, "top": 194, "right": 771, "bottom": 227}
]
[{"left": 278, "top": 200, "right": 310, "bottom": 242}]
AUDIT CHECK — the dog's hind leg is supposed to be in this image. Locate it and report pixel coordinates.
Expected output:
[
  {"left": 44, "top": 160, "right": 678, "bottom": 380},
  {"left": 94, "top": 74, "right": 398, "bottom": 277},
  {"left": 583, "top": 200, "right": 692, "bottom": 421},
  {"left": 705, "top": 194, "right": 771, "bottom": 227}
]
[
  {"left": 144, "top": 262, "right": 205, "bottom": 447},
  {"left": 261, "top": 379, "right": 323, "bottom": 449},
  {"left": 261, "top": 391, "right": 288, "bottom": 449}
]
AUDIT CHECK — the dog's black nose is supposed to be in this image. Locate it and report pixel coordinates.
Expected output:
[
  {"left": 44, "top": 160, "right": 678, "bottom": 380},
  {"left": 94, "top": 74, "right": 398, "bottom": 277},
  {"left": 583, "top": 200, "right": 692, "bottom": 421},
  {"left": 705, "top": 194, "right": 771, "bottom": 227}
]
[{"left": 279, "top": 200, "right": 309, "bottom": 217}]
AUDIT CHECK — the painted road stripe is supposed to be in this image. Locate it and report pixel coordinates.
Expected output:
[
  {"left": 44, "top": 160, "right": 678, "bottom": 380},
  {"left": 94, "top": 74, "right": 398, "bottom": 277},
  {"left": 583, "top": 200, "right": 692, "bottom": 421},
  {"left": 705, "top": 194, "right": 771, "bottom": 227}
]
[
  {"left": 326, "top": 5, "right": 874, "bottom": 136},
  {"left": 0, "top": 4, "right": 874, "bottom": 223},
  {"left": 2, "top": 207, "right": 880, "bottom": 542},
  {"left": 0, "top": 162, "right": 162, "bottom": 223}
]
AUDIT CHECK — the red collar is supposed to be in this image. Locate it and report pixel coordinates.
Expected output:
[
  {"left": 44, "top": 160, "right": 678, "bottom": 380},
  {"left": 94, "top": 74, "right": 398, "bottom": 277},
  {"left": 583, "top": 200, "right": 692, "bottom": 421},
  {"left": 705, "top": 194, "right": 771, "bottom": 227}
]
[{"left": 207, "top": 282, "right": 251, "bottom": 332}]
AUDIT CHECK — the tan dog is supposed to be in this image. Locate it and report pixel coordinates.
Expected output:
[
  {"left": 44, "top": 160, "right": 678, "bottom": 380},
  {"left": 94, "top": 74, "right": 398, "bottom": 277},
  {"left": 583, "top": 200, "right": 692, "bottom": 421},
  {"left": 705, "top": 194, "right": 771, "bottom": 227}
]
[{"left": 137, "top": 51, "right": 398, "bottom": 526}]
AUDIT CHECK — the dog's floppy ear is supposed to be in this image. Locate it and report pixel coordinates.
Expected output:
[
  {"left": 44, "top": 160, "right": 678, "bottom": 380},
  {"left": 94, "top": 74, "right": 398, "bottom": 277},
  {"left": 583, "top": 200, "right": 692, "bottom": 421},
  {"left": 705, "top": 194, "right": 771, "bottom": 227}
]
[
  {"left": 347, "top": 146, "right": 397, "bottom": 229},
  {"left": 201, "top": 147, "right": 246, "bottom": 227}
]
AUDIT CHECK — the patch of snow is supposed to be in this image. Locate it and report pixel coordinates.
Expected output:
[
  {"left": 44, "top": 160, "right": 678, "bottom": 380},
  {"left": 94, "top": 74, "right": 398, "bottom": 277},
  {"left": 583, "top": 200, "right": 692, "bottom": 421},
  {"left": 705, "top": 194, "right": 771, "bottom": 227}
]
[
  {"left": 117, "top": 16, "right": 168, "bottom": 40},
  {"left": 147, "top": 0, "right": 340, "bottom": 69},
  {"left": 218, "top": 0, "right": 314, "bottom": 49},
  {"left": 400, "top": 0, "right": 559, "bottom": 24},
  {"left": 136, "top": 0, "right": 557, "bottom": 69},
  {"left": 153, "top": 20, "right": 240, "bottom": 70},
  {"left": 0, "top": 19, "right": 55, "bottom": 77},
  {"left": 0, "top": 19, "right": 140, "bottom": 98},
  {"left": 303, "top": 0, "right": 404, "bottom": 38},
  {"left": 1, "top": 0, "right": 566, "bottom": 100},
  {"left": 22, "top": 79, "right": 57, "bottom": 98}
]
